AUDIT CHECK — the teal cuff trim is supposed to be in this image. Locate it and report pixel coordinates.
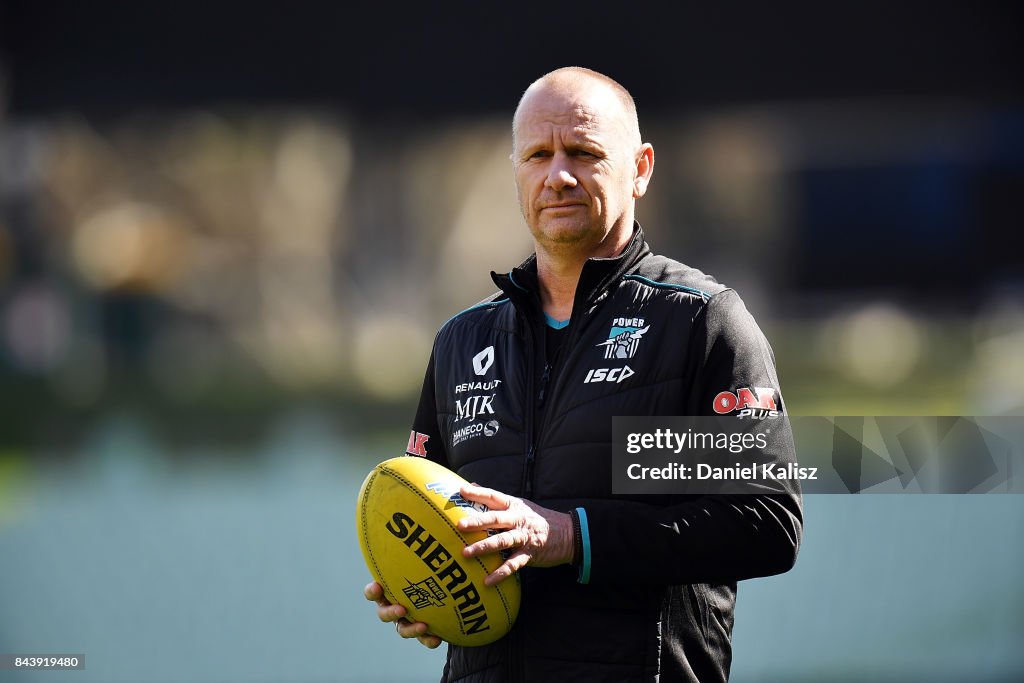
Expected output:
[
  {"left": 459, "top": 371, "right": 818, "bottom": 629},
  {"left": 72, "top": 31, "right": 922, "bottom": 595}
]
[
  {"left": 544, "top": 313, "right": 570, "bottom": 329},
  {"left": 576, "top": 507, "right": 591, "bottom": 584}
]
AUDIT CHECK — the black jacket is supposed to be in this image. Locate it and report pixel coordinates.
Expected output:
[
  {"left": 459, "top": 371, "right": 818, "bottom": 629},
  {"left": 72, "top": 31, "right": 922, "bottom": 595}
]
[{"left": 407, "top": 225, "right": 803, "bottom": 682}]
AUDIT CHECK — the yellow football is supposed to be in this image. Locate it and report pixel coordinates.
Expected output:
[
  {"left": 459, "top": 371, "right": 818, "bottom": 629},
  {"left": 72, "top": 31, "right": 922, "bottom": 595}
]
[{"left": 356, "top": 456, "right": 521, "bottom": 646}]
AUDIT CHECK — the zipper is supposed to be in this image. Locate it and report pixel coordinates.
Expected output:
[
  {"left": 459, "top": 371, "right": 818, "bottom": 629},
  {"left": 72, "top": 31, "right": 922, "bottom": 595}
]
[
  {"left": 520, "top": 314, "right": 539, "bottom": 499},
  {"left": 538, "top": 362, "right": 552, "bottom": 407},
  {"left": 522, "top": 311, "right": 586, "bottom": 498},
  {"left": 522, "top": 362, "right": 552, "bottom": 498}
]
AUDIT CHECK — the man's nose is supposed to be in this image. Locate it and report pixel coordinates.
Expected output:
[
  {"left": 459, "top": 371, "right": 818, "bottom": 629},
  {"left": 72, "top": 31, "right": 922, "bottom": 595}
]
[{"left": 545, "top": 154, "right": 577, "bottom": 191}]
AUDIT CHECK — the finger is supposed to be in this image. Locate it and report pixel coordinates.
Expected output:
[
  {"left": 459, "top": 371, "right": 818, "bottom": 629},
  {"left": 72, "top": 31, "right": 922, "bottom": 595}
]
[
  {"left": 417, "top": 633, "right": 443, "bottom": 649},
  {"left": 363, "top": 581, "right": 383, "bottom": 601},
  {"left": 457, "top": 509, "right": 517, "bottom": 532},
  {"left": 485, "top": 550, "right": 532, "bottom": 586},
  {"left": 463, "top": 528, "right": 527, "bottom": 557},
  {"left": 377, "top": 601, "right": 407, "bottom": 622},
  {"left": 459, "top": 484, "right": 513, "bottom": 511},
  {"left": 396, "top": 617, "right": 430, "bottom": 639}
]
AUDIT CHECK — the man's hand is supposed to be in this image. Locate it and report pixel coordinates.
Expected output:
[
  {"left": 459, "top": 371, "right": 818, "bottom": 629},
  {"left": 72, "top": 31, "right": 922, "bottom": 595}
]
[
  {"left": 363, "top": 581, "right": 443, "bottom": 649},
  {"left": 457, "top": 484, "right": 574, "bottom": 586}
]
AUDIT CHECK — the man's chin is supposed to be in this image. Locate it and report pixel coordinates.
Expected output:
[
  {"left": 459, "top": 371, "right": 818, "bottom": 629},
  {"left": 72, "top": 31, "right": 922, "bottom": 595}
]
[{"left": 534, "top": 218, "right": 599, "bottom": 245}]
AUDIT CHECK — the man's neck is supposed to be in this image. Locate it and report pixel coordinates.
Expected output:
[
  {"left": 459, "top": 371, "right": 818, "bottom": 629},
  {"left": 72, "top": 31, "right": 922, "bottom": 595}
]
[{"left": 534, "top": 221, "right": 633, "bottom": 321}]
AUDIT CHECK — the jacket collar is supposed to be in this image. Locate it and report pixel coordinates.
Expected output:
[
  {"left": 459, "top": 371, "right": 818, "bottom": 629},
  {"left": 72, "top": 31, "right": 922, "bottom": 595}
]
[{"left": 491, "top": 222, "right": 650, "bottom": 315}]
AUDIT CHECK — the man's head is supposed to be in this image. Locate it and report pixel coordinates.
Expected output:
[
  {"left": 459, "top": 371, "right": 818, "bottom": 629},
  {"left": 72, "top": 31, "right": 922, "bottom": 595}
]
[{"left": 512, "top": 67, "right": 654, "bottom": 259}]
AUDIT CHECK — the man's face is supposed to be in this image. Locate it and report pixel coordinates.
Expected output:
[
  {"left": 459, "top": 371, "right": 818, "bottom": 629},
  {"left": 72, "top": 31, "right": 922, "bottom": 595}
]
[{"left": 512, "top": 84, "right": 641, "bottom": 252}]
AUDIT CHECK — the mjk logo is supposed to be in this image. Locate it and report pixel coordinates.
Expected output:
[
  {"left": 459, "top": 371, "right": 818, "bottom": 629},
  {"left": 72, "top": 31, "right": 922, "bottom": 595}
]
[
  {"left": 455, "top": 394, "right": 496, "bottom": 421},
  {"left": 473, "top": 346, "right": 494, "bottom": 376}
]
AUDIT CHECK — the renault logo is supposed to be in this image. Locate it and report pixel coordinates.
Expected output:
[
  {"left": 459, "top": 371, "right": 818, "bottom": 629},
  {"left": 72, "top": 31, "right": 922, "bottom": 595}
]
[{"left": 472, "top": 346, "right": 495, "bottom": 376}]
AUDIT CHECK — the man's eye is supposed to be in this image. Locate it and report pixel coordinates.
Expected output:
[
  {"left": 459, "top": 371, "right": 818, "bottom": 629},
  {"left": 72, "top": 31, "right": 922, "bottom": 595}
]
[{"left": 529, "top": 150, "right": 551, "bottom": 159}]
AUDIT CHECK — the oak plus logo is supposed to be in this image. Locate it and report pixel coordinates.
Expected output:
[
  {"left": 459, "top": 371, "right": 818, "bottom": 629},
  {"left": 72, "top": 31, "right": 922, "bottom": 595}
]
[
  {"left": 713, "top": 387, "right": 780, "bottom": 419},
  {"left": 597, "top": 318, "right": 650, "bottom": 359},
  {"left": 406, "top": 430, "right": 430, "bottom": 457},
  {"left": 472, "top": 346, "right": 494, "bottom": 376}
]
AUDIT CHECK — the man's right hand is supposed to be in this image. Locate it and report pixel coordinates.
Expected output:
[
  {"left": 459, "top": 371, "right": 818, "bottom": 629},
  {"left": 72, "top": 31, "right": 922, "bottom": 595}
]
[{"left": 363, "top": 581, "right": 443, "bottom": 649}]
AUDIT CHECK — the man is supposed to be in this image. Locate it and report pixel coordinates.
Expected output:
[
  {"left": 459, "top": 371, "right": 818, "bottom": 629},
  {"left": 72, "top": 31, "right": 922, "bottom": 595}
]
[{"left": 365, "top": 66, "right": 802, "bottom": 682}]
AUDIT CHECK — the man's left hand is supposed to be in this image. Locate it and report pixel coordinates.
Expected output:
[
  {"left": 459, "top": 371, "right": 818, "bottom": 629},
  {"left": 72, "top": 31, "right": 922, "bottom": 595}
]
[{"left": 457, "top": 484, "right": 574, "bottom": 586}]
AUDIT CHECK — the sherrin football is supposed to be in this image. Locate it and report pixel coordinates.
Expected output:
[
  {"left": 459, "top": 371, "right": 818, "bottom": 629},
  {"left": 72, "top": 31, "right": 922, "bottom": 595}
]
[{"left": 356, "top": 456, "right": 521, "bottom": 646}]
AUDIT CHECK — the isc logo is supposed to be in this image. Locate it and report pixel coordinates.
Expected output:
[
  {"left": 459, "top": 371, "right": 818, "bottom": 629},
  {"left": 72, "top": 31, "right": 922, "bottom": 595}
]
[{"left": 583, "top": 366, "right": 635, "bottom": 384}]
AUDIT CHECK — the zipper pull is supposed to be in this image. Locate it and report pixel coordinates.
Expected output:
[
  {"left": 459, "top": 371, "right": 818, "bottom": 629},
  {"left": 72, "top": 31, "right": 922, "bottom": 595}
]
[
  {"left": 538, "top": 363, "right": 552, "bottom": 407},
  {"left": 523, "top": 446, "right": 536, "bottom": 498}
]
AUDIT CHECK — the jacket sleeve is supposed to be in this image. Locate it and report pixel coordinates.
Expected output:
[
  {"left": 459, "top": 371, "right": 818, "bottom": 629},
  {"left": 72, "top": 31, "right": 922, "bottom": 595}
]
[
  {"left": 580, "top": 289, "right": 803, "bottom": 585},
  {"left": 405, "top": 349, "right": 450, "bottom": 467}
]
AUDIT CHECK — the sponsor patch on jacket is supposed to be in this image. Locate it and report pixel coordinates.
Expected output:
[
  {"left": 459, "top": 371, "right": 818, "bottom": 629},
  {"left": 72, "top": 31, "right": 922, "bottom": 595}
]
[
  {"left": 712, "top": 387, "right": 781, "bottom": 419},
  {"left": 406, "top": 430, "right": 430, "bottom": 457},
  {"left": 596, "top": 317, "right": 650, "bottom": 359},
  {"left": 583, "top": 365, "right": 635, "bottom": 384}
]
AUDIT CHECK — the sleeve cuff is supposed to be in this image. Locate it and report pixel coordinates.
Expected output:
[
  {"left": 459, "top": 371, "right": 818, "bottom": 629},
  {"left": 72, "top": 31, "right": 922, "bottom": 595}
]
[{"left": 575, "top": 507, "right": 591, "bottom": 584}]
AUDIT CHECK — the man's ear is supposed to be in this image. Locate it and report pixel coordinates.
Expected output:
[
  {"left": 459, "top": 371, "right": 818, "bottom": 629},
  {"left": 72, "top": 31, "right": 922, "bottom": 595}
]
[{"left": 633, "top": 143, "right": 654, "bottom": 198}]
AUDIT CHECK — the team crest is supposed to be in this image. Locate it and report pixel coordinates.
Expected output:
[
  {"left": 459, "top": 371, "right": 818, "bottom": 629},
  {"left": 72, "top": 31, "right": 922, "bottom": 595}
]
[
  {"left": 597, "top": 317, "right": 651, "bottom": 359},
  {"left": 403, "top": 576, "right": 447, "bottom": 609}
]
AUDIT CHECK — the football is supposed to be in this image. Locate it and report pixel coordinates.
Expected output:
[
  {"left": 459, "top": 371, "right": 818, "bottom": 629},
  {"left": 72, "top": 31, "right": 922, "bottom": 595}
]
[{"left": 356, "top": 456, "right": 521, "bottom": 646}]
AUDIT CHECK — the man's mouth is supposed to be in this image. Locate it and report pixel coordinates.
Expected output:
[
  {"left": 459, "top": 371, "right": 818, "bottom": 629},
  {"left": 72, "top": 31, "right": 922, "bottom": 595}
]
[{"left": 541, "top": 202, "right": 585, "bottom": 210}]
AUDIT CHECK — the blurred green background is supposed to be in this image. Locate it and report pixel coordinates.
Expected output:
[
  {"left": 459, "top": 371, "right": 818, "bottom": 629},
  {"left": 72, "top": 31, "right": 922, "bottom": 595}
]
[{"left": 1, "top": 3, "right": 1022, "bottom": 681}]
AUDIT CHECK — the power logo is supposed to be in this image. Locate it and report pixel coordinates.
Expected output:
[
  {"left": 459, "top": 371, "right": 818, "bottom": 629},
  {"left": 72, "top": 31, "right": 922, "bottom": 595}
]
[{"left": 596, "top": 319, "right": 651, "bottom": 360}]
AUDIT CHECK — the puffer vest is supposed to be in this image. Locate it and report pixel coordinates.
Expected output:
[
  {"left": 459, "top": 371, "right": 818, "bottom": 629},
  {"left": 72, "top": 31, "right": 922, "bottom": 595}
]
[{"left": 429, "top": 227, "right": 744, "bottom": 682}]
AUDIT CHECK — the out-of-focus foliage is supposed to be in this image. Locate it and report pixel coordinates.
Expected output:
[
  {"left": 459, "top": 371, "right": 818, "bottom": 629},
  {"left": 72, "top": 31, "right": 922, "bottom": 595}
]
[{"left": 1, "top": 103, "right": 1020, "bottom": 449}]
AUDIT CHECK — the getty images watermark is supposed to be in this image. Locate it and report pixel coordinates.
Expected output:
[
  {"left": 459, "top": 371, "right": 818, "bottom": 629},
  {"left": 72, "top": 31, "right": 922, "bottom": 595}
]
[{"left": 613, "top": 416, "right": 1024, "bottom": 494}]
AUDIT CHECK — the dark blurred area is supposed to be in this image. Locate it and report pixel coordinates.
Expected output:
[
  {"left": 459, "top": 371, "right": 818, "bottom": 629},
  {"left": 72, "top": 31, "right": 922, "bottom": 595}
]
[
  {"left": 0, "top": 4, "right": 1022, "bottom": 682},
  {"left": 0, "top": 1, "right": 1021, "bottom": 449},
  {"left": 3, "top": 2, "right": 1022, "bottom": 111}
]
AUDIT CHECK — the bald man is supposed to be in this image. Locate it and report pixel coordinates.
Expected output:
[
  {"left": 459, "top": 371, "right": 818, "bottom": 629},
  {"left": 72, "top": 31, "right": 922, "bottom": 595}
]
[{"left": 366, "top": 67, "right": 803, "bottom": 683}]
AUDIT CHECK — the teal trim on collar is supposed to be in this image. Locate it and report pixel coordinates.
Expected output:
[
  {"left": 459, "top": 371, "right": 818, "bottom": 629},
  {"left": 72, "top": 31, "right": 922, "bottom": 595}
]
[
  {"left": 507, "top": 270, "right": 529, "bottom": 292},
  {"left": 544, "top": 313, "right": 570, "bottom": 330},
  {"left": 441, "top": 298, "right": 510, "bottom": 327},
  {"left": 624, "top": 274, "right": 710, "bottom": 302}
]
